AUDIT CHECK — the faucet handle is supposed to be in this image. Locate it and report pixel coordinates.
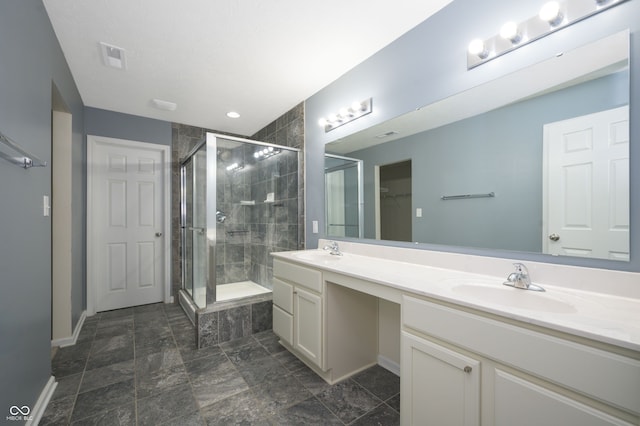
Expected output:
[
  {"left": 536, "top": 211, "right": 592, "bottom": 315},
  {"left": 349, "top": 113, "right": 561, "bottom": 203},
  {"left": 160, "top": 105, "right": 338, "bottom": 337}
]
[{"left": 513, "top": 262, "right": 529, "bottom": 275}]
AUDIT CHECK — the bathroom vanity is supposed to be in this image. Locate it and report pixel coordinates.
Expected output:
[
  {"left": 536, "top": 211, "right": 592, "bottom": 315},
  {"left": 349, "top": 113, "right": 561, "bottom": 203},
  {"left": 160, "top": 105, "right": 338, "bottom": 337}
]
[{"left": 271, "top": 241, "right": 640, "bottom": 425}]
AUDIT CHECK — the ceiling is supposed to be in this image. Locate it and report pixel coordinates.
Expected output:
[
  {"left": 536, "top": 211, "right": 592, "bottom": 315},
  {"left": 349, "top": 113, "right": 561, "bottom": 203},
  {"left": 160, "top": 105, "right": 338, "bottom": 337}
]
[{"left": 43, "top": 0, "right": 454, "bottom": 136}]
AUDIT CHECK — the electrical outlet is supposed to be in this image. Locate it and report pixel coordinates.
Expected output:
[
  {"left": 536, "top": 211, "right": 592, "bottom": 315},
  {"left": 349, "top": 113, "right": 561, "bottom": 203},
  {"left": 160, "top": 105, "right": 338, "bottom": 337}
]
[
  {"left": 43, "top": 195, "right": 50, "bottom": 217},
  {"left": 416, "top": 208, "right": 422, "bottom": 218}
]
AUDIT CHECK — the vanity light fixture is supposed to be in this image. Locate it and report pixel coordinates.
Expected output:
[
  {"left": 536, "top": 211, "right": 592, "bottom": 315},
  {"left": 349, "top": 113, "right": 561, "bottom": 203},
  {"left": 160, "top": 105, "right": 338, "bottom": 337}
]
[
  {"left": 253, "top": 146, "right": 280, "bottom": 161},
  {"left": 225, "top": 162, "right": 243, "bottom": 172},
  {"left": 467, "top": 0, "right": 628, "bottom": 69},
  {"left": 499, "top": 21, "right": 522, "bottom": 44},
  {"left": 539, "top": 1, "right": 564, "bottom": 26},
  {"left": 467, "top": 39, "right": 490, "bottom": 59},
  {"left": 318, "top": 98, "right": 372, "bottom": 132}
]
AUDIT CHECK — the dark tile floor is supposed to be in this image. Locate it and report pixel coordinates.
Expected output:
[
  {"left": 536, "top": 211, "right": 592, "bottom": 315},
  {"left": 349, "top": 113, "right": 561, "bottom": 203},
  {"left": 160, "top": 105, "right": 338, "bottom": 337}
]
[{"left": 43, "top": 303, "right": 400, "bottom": 425}]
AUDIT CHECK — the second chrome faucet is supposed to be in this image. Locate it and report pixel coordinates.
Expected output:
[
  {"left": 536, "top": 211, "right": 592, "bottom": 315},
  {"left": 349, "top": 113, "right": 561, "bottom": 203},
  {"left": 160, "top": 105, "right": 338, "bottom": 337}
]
[
  {"left": 503, "top": 263, "right": 545, "bottom": 292},
  {"left": 323, "top": 241, "right": 342, "bottom": 256}
]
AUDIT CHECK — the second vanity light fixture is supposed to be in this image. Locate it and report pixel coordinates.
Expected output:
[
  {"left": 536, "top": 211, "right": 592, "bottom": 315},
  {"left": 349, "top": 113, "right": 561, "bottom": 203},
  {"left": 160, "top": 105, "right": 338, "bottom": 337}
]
[
  {"left": 253, "top": 146, "right": 280, "bottom": 161},
  {"left": 467, "top": 0, "right": 628, "bottom": 69},
  {"left": 318, "top": 98, "right": 372, "bottom": 133}
]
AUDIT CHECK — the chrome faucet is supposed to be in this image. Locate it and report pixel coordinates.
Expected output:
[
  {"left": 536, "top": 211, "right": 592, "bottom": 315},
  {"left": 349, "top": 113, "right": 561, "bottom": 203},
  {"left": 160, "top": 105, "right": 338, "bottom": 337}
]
[
  {"left": 503, "top": 263, "right": 545, "bottom": 292},
  {"left": 323, "top": 241, "right": 342, "bottom": 256}
]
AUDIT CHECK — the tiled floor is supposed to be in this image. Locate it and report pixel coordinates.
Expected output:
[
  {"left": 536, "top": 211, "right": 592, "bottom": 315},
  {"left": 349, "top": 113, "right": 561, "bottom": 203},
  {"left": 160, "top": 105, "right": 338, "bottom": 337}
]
[{"left": 44, "top": 303, "right": 400, "bottom": 425}]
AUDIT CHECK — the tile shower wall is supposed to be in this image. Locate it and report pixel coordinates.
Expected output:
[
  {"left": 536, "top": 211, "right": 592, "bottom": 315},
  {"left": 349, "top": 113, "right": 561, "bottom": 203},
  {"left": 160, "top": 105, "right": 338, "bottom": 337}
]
[
  {"left": 171, "top": 102, "right": 305, "bottom": 304},
  {"left": 251, "top": 103, "right": 306, "bottom": 288},
  {"left": 216, "top": 143, "right": 300, "bottom": 289}
]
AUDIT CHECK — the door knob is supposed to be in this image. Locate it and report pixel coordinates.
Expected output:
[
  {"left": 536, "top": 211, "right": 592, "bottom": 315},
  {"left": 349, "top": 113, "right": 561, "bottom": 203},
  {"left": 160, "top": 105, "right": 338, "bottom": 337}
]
[
  {"left": 548, "top": 233, "right": 560, "bottom": 241},
  {"left": 155, "top": 232, "right": 163, "bottom": 237}
]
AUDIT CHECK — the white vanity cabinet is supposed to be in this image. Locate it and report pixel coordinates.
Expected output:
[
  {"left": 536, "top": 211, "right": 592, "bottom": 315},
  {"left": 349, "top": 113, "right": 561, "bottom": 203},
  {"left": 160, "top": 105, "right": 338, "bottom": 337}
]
[
  {"left": 272, "top": 258, "right": 324, "bottom": 369},
  {"left": 272, "top": 257, "right": 381, "bottom": 384},
  {"left": 401, "top": 295, "right": 640, "bottom": 426}
]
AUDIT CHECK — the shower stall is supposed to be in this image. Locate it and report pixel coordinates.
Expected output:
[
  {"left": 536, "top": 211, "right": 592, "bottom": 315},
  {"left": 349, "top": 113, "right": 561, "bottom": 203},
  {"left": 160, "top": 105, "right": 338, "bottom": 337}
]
[{"left": 179, "top": 133, "right": 301, "bottom": 346}]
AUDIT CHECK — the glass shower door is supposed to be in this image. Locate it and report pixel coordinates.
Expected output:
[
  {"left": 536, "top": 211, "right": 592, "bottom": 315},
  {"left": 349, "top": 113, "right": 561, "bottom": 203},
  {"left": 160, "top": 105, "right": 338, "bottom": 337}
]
[{"left": 181, "top": 144, "right": 207, "bottom": 308}]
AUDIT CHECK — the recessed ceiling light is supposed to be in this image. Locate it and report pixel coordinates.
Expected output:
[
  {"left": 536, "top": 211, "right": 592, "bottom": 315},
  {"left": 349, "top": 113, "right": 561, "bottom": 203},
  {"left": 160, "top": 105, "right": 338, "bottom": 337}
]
[
  {"left": 152, "top": 98, "right": 177, "bottom": 111},
  {"left": 226, "top": 111, "right": 240, "bottom": 119},
  {"left": 99, "top": 42, "right": 127, "bottom": 70}
]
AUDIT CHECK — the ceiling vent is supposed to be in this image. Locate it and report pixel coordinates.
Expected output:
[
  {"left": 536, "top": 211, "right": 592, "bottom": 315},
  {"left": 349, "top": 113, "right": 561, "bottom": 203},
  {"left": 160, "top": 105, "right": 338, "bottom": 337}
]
[
  {"left": 100, "top": 42, "right": 127, "bottom": 70},
  {"left": 376, "top": 131, "right": 399, "bottom": 139}
]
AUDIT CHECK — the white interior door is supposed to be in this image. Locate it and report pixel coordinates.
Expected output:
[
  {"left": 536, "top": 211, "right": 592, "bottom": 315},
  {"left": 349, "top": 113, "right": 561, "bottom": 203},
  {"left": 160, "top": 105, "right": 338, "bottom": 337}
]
[
  {"left": 88, "top": 136, "right": 170, "bottom": 313},
  {"left": 542, "top": 106, "right": 629, "bottom": 260}
]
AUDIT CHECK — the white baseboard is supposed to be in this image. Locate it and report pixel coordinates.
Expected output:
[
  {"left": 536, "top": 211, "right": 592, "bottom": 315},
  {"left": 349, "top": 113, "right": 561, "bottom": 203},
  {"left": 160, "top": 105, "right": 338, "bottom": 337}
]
[
  {"left": 378, "top": 354, "right": 401, "bottom": 377},
  {"left": 51, "top": 310, "right": 87, "bottom": 348},
  {"left": 26, "top": 376, "right": 57, "bottom": 426}
]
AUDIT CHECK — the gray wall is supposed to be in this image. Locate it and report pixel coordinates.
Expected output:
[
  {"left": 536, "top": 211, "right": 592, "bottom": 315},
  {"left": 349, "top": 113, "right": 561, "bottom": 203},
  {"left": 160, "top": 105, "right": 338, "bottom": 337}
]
[
  {"left": 0, "top": 0, "right": 84, "bottom": 414},
  {"left": 305, "top": 0, "right": 640, "bottom": 272},
  {"left": 85, "top": 107, "right": 172, "bottom": 146},
  {"left": 348, "top": 73, "right": 627, "bottom": 252}
]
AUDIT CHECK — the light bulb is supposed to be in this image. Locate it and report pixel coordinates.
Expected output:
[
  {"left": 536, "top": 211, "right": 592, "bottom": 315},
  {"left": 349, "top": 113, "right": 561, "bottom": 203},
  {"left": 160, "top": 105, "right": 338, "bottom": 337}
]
[
  {"left": 500, "top": 21, "right": 521, "bottom": 43},
  {"left": 351, "top": 101, "right": 363, "bottom": 112},
  {"left": 539, "top": 1, "right": 563, "bottom": 26},
  {"left": 318, "top": 117, "right": 327, "bottom": 127},
  {"left": 468, "top": 39, "right": 489, "bottom": 59},
  {"left": 327, "top": 113, "right": 338, "bottom": 123}
]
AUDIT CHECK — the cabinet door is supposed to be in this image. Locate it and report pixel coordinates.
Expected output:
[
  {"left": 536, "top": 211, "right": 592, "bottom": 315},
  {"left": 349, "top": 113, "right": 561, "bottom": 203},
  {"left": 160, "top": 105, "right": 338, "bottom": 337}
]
[
  {"left": 294, "top": 287, "right": 323, "bottom": 367},
  {"left": 494, "top": 369, "right": 634, "bottom": 426},
  {"left": 401, "top": 331, "right": 480, "bottom": 426}
]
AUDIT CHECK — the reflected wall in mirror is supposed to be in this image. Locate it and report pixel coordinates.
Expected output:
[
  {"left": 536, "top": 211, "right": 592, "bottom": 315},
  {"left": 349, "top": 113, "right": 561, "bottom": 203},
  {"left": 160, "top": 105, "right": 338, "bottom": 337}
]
[{"left": 325, "top": 31, "right": 630, "bottom": 261}]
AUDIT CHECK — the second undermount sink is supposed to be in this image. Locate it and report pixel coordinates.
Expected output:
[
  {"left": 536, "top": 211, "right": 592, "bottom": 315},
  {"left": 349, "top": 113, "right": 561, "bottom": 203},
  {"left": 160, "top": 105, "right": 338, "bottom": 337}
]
[
  {"left": 447, "top": 280, "right": 577, "bottom": 314},
  {"left": 291, "top": 250, "right": 343, "bottom": 262}
]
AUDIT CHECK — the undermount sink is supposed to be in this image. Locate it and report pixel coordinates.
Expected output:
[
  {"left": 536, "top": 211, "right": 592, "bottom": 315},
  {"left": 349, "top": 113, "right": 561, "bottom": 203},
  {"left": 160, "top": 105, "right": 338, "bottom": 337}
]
[
  {"left": 448, "top": 281, "right": 577, "bottom": 314},
  {"left": 291, "top": 250, "right": 343, "bottom": 262}
]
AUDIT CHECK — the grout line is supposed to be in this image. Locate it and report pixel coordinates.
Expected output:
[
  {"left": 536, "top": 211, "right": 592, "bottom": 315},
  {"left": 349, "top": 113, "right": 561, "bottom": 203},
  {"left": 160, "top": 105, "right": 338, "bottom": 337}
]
[{"left": 132, "top": 311, "right": 138, "bottom": 426}]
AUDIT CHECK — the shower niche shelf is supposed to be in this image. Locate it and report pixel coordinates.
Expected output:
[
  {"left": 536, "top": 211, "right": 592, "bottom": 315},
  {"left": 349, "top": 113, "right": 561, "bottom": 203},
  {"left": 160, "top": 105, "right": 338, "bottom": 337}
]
[{"left": 236, "top": 200, "right": 284, "bottom": 207}]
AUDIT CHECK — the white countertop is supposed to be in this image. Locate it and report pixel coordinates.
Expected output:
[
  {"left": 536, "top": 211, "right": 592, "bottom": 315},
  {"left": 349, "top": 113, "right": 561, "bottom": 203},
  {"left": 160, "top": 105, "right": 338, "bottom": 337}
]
[{"left": 272, "top": 249, "right": 640, "bottom": 352}]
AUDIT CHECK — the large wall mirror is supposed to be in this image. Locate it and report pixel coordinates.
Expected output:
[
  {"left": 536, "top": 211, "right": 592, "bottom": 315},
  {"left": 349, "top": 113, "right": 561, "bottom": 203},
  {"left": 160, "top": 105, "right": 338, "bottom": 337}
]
[{"left": 325, "top": 30, "right": 630, "bottom": 262}]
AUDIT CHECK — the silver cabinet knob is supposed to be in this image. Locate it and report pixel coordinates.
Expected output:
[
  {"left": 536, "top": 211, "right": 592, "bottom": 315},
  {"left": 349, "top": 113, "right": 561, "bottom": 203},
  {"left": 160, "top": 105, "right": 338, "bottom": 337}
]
[
  {"left": 548, "top": 233, "right": 560, "bottom": 241},
  {"left": 155, "top": 232, "right": 163, "bottom": 237}
]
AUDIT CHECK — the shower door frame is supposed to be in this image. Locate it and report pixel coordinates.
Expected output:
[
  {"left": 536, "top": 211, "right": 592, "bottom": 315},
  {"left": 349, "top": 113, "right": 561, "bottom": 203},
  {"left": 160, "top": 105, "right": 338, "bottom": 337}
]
[
  {"left": 324, "top": 153, "right": 364, "bottom": 239},
  {"left": 180, "top": 136, "right": 218, "bottom": 306}
]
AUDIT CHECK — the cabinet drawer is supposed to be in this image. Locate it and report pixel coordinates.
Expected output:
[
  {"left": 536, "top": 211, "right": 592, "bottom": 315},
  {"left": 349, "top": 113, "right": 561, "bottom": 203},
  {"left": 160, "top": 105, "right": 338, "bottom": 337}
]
[
  {"left": 493, "top": 369, "right": 635, "bottom": 426},
  {"left": 274, "top": 259, "right": 322, "bottom": 293},
  {"left": 403, "top": 295, "right": 640, "bottom": 415},
  {"left": 273, "top": 278, "right": 293, "bottom": 313},
  {"left": 273, "top": 305, "right": 293, "bottom": 346}
]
